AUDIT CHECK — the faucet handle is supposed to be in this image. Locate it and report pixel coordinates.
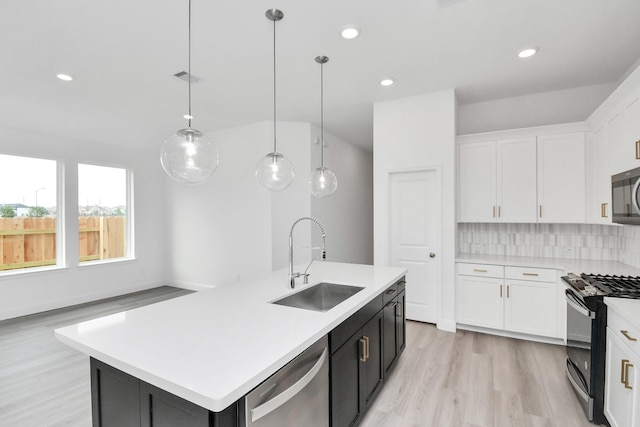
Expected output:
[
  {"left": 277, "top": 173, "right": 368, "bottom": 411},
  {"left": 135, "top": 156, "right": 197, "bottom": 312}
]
[{"left": 302, "top": 273, "right": 310, "bottom": 284}]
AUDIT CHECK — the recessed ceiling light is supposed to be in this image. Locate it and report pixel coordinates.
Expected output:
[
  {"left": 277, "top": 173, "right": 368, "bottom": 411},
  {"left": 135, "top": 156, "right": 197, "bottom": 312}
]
[
  {"left": 380, "top": 78, "right": 395, "bottom": 87},
  {"left": 56, "top": 74, "right": 73, "bottom": 81},
  {"left": 518, "top": 48, "right": 538, "bottom": 58},
  {"left": 340, "top": 26, "right": 360, "bottom": 39}
]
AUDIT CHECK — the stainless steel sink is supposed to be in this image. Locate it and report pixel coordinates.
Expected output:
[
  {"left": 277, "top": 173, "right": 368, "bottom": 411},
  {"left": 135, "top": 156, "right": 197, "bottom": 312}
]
[{"left": 272, "top": 282, "right": 364, "bottom": 312}]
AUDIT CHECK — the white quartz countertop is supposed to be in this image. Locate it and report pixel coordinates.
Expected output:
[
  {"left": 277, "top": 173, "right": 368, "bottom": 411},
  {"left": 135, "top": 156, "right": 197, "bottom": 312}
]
[
  {"left": 55, "top": 262, "right": 406, "bottom": 412},
  {"left": 605, "top": 297, "right": 640, "bottom": 331},
  {"left": 456, "top": 253, "right": 640, "bottom": 276}
]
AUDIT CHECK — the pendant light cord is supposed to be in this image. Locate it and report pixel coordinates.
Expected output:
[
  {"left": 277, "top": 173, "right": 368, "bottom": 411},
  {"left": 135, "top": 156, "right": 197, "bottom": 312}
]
[
  {"left": 187, "top": 0, "right": 192, "bottom": 128},
  {"left": 272, "top": 16, "right": 277, "bottom": 153},
  {"left": 320, "top": 62, "right": 324, "bottom": 167}
]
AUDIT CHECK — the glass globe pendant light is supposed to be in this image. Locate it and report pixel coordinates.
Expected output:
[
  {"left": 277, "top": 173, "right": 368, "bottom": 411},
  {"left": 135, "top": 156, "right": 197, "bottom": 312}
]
[
  {"left": 160, "top": 0, "right": 219, "bottom": 185},
  {"left": 255, "top": 9, "right": 295, "bottom": 192},
  {"left": 309, "top": 56, "right": 338, "bottom": 198}
]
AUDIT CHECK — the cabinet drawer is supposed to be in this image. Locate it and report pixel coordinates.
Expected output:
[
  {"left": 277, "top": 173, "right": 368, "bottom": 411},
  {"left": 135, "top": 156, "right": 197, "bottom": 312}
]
[
  {"left": 608, "top": 309, "right": 640, "bottom": 356},
  {"left": 504, "top": 266, "right": 556, "bottom": 283},
  {"left": 457, "top": 263, "right": 503, "bottom": 278}
]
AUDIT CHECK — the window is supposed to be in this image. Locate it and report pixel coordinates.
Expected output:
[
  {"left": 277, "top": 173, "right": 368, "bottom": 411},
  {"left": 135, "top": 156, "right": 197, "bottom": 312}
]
[
  {"left": 78, "top": 164, "right": 130, "bottom": 263},
  {"left": 0, "top": 154, "right": 58, "bottom": 271}
]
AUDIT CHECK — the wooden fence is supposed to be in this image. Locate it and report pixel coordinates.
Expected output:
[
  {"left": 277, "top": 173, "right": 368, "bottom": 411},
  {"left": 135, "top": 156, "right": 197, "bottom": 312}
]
[{"left": 0, "top": 216, "right": 125, "bottom": 271}]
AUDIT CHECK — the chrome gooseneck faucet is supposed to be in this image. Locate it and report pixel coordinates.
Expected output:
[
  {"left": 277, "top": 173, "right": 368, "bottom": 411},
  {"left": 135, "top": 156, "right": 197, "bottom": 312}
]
[{"left": 289, "top": 217, "right": 326, "bottom": 288}]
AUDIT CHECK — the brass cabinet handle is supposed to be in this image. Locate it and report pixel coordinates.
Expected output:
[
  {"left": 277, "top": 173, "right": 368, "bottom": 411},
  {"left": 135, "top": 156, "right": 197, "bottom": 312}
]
[
  {"left": 493, "top": 206, "right": 496, "bottom": 218},
  {"left": 539, "top": 205, "right": 543, "bottom": 218},
  {"left": 385, "top": 289, "right": 397, "bottom": 295},
  {"left": 601, "top": 203, "right": 608, "bottom": 218},
  {"left": 364, "top": 336, "right": 370, "bottom": 361},
  {"left": 359, "top": 338, "right": 367, "bottom": 362},
  {"left": 499, "top": 285, "right": 503, "bottom": 298},
  {"left": 473, "top": 269, "right": 488, "bottom": 273},
  {"left": 523, "top": 273, "right": 539, "bottom": 276},
  {"left": 622, "top": 359, "right": 628, "bottom": 384},
  {"left": 498, "top": 206, "right": 501, "bottom": 218},
  {"left": 507, "top": 285, "right": 510, "bottom": 298},
  {"left": 397, "top": 302, "right": 403, "bottom": 318},
  {"left": 625, "top": 362, "right": 634, "bottom": 389},
  {"left": 621, "top": 330, "right": 638, "bottom": 342},
  {"left": 636, "top": 140, "right": 640, "bottom": 160}
]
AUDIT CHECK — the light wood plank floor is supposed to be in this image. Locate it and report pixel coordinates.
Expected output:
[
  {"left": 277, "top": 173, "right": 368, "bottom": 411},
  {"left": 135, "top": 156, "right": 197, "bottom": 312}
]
[
  {"left": 1, "top": 290, "right": 599, "bottom": 427},
  {"left": 361, "top": 321, "right": 598, "bottom": 427}
]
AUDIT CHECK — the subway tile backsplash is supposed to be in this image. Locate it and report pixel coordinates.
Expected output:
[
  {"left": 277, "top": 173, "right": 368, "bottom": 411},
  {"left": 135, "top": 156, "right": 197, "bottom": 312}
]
[{"left": 458, "top": 223, "right": 640, "bottom": 269}]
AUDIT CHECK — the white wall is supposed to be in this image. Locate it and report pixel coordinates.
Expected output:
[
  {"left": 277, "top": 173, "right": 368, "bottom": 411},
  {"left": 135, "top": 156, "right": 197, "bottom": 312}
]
[
  {"left": 165, "top": 120, "right": 374, "bottom": 290},
  {"left": 458, "top": 83, "right": 616, "bottom": 135},
  {"left": 164, "top": 122, "right": 273, "bottom": 289},
  {"left": 310, "top": 126, "right": 373, "bottom": 265},
  {"left": 0, "top": 127, "right": 167, "bottom": 321},
  {"left": 373, "top": 90, "right": 457, "bottom": 332}
]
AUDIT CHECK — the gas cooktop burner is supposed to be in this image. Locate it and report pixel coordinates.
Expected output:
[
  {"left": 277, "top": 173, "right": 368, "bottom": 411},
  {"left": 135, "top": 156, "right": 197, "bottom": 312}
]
[{"left": 581, "top": 273, "right": 640, "bottom": 297}]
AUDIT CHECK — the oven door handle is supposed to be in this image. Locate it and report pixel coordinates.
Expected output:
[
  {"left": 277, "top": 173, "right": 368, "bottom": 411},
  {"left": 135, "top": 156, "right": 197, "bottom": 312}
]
[
  {"left": 565, "top": 289, "right": 595, "bottom": 319},
  {"left": 633, "top": 177, "right": 640, "bottom": 215}
]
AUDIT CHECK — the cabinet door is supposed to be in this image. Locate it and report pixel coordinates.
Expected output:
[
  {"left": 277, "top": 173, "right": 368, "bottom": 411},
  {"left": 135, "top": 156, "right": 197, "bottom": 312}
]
[
  {"left": 497, "top": 137, "right": 537, "bottom": 222},
  {"left": 503, "top": 280, "right": 556, "bottom": 337},
  {"left": 458, "top": 141, "right": 496, "bottom": 222},
  {"left": 605, "top": 330, "right": 638, "bottom": 427},
  {"left": 91, "top": 358, "right": 141, "bottom": 427},
  {"left": 609, "top": 112, "right": 626, "bottom": 175},
  {"left": 396, "top": 290, "right": 406, "bottom": 356},
  {"left": 382, "top": 299, "right": 397, "bottom": 378},
  {"left": 331, "top": 333, "right": 363, "bottom": 427},
  {"left": 537, "top": 132, "right": 586, "bottom": 223},
  {"left": 586, "top": 127, "right": 612, "bottom": 224},
  {"left": 456, "top": 275, "right": 504, "bottom": 329},
  {"left": 140, "top": 382, "right": 209, "bottom": 427},
  {"left": 624, "top": 96, "right": 640, "bottom": 171},
  {"left": 362, "top": 311, "right": 384, "bottom": 410}
]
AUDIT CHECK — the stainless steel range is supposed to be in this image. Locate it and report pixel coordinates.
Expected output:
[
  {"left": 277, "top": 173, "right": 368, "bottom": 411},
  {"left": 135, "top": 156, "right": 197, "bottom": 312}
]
[{"left": 561, "top": 273, "right": 640, "bottom": 425}]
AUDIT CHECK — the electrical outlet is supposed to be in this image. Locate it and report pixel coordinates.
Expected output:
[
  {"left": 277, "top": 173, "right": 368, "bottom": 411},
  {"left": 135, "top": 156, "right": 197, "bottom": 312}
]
[{"left": 560, "top": 248, "right": 574, "bottom": 257}]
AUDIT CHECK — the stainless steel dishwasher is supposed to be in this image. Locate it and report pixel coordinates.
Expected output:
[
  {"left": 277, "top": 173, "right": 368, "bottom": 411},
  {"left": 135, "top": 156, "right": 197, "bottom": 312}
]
[{"left": 243, "top": 336, "right": 329, "bottom": 427}]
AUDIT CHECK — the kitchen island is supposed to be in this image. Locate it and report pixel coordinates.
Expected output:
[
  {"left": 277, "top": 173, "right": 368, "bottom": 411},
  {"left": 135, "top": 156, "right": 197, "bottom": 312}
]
[{"left": 55, "top": 262, "right": 407, "bottom": 426}]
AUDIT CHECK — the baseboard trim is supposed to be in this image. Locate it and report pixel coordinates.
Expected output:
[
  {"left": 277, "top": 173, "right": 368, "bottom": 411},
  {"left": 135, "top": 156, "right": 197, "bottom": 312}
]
[{"left": 457, "top": 323, "right": 565, "bottom": 346}]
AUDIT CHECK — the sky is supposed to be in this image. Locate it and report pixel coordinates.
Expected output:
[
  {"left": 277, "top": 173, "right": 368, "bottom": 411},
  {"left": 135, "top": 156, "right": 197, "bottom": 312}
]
[{"left": 0, "top": 154, "right": 126, "bottom": 208}]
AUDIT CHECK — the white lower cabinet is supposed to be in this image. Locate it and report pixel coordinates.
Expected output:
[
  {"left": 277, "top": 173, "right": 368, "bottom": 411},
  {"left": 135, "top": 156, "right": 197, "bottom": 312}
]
[
  {"left": 456, "top": 263, "right": 558, "bottom": 339},
  {"left": 605, "top": 311, "right": 640, "bottom": 427}
]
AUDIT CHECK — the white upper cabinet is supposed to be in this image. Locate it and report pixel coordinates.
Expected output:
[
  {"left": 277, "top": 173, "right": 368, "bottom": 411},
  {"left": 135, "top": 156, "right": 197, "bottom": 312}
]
[
  {"left": 586, "top": 127, "right": 612, "bottom": 224},
  {"left": 458, "top": 141, "right": 496, "bottom": 222},
  {"left": 497, "top": 137, "right": 538, "bottom": 222},
  {"left": 457, "top": 130, "right": 584, "bottom": 224},
  {"left": 609, "top": 112, "right": 626, "bottom": 175},
  {"left": 624, "top": 96, "right": 640, "bottom": 171},
  {"left": 537, "top": 132, "right": 586, "bottom": 223},
  {"left": 458, "top": 138, "right": 537, "bottom": 223}
]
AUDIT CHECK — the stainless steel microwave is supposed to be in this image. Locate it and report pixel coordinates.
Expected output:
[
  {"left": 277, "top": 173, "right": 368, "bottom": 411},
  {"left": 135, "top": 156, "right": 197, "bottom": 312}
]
[{"left": 612, "top": 166, "right": 640, "bottom": 225}]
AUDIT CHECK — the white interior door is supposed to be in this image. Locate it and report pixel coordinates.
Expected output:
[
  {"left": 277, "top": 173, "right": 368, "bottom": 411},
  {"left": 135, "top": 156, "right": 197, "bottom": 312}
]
[{"left": 389, "top": 168, "right": 441, "bottom": 324}]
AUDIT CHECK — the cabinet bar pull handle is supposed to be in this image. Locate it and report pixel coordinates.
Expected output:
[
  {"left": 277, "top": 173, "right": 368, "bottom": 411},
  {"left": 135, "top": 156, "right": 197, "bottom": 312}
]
[
  {"left": 473, "top": 269, "right": 488, "bottom": 273},
  {"left": 622, "top": 359, "right": 628, "bottom": 384},
  {"left": 621, "top": 330, "right": 638, "bottom": 341},
  {"left": 359, "top": 338, "right": 367, "bottom": 362},
  {"left": 625, "top": 362, "right": 634, "bottom": 389},
  {"left": 493, "top": 206, "right": 496, "bottom": 218},
  {"left": 539, "top": 205, "right": 543, "bottom": 217},
  {"left": 523, "top": 273, "right": 539, "bottom": 276},
  {"left": 507, "top": 285, "right": 510, "bottom": 298},
  {"left": 636, "top": 140, "right": 640, "bottom": 159},
  {"left": 500, "top": 285, "right": 503, "bottom": 298},
  {"left": 397, "top": 302, "right": 403, "bottom": 318},
  {"left": 385, "top": 289, "right": 397, "bottom": 295},
  {"left": 364, "top": 336, "right": 370, "bottom": 361},
  {"left": 498, "top": 206, "right": 501, "bottom": 217},
  {"left": 601, "top": 203, "right": 608, "bottom": 218}
]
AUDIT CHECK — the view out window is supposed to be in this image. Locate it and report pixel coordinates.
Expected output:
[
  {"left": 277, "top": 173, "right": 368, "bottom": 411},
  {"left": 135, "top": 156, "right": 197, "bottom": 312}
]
[
  {"left": 78, "top": 164, "right": 129, "bottom": 263},
  {"left": 0, "top": 154, "right": 58, "bottom": 272}
]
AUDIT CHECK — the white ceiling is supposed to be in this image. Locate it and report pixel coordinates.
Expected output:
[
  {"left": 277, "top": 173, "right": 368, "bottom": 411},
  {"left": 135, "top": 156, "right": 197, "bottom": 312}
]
[{"left": 2, "top": 0, "right": 640, "bottom": 152}]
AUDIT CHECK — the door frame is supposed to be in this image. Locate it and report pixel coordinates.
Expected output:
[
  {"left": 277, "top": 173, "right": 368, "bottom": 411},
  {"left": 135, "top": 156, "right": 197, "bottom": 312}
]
[{"left": 387, "top": 165, "right": 442, "bottom": 324}]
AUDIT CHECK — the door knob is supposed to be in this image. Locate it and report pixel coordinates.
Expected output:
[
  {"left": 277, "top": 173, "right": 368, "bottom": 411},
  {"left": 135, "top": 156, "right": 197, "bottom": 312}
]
[{"left": 429, "top": 252, "right": 436, "bottom": 258}]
